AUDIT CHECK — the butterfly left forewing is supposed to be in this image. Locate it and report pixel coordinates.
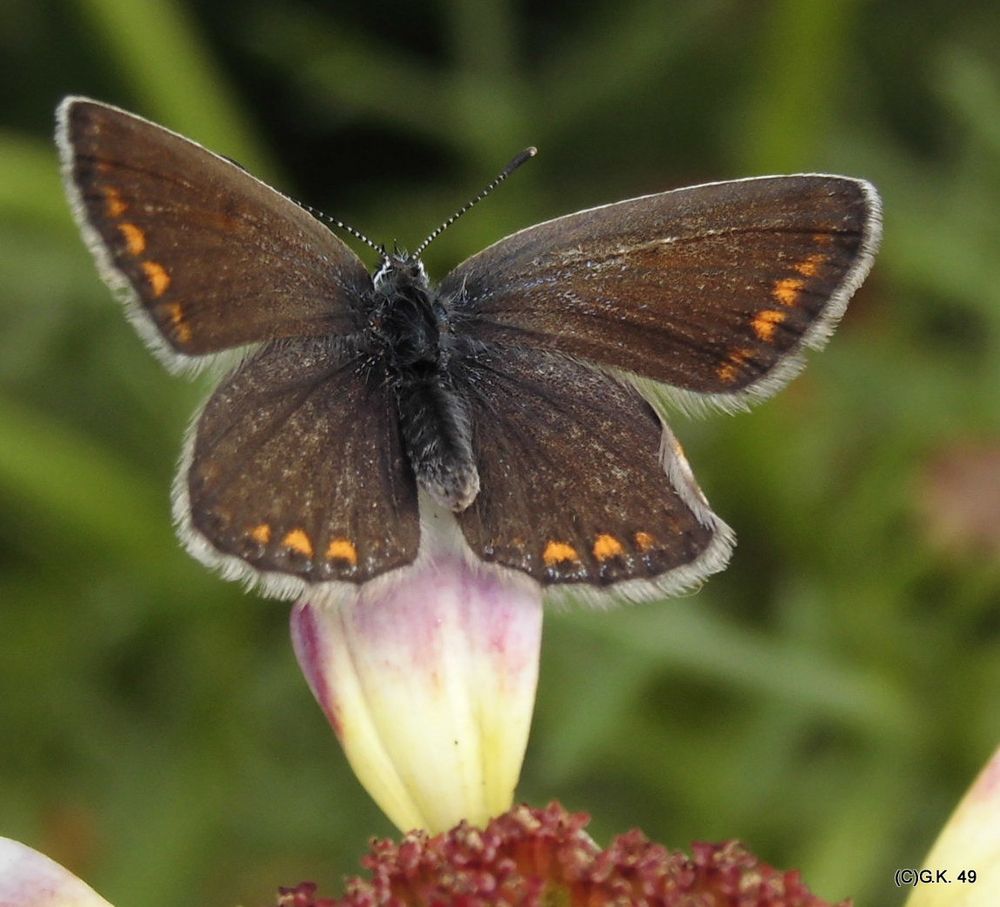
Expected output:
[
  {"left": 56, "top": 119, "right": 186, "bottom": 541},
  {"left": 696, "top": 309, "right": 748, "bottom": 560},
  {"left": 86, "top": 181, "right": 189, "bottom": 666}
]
[
  {"left": 57, "top": 97, "right": 371, "bottom": 370},
  {"left": 442, "top": 175, "right": 880, "bottom": 407},
  {"left": 452, "top": 346, "right": 733, "bottom": 598}
]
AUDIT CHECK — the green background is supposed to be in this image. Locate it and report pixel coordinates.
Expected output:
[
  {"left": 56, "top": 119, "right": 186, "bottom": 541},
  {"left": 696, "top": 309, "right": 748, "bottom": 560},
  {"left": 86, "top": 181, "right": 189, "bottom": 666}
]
[{"left": 2, "top": 1, "right": 999, "bottom": 904}]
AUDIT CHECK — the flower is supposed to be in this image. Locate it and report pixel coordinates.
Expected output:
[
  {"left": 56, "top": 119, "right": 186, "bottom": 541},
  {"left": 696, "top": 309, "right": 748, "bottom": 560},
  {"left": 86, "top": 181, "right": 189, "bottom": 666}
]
[
  {"left": 276, "top": 801, "right": 847, "bottom": 906},
  {"left": 0, "top": 837, "right": 111, "bottom": 907},
  {"left": 291, "top": 543, "right": 543, "bottom": 834},
  {"left": 905, "top": 744, "right": 1000, "bottom": 907}
]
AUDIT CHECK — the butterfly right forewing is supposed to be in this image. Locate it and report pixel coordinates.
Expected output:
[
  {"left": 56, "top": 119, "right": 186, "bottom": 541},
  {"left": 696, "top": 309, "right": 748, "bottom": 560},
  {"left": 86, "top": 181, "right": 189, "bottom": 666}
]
[{"left": 442, "top": 175, "right": 880, "bottom": 406}]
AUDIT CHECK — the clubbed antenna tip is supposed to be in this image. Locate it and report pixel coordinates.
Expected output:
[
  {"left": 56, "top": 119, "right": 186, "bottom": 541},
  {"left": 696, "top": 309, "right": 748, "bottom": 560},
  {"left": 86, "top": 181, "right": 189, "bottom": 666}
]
[
  {"left": 412, "top": 146, "right": 538, "bottom": 258},
  {"left": 505, "top": 146, "right": 538, "bottom": 175}
]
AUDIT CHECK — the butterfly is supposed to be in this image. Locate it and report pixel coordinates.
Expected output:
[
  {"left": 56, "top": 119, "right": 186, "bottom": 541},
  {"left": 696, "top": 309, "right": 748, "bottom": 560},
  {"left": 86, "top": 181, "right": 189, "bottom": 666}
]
[{"left": 57, "top": 96, "right": 881, "bottom": 603}]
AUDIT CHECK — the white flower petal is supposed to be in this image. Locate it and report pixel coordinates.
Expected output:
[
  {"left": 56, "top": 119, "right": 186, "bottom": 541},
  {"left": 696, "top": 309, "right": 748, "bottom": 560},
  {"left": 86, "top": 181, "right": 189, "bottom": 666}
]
[
  {"left": 292, "top": 556, "right": 543, "bottom": 833},
  {"left": 907, "top": 745, "right": 1000, "bottom": 906},
  {"left": 0, "top": 839, "right": 111, "bottom": 907}
]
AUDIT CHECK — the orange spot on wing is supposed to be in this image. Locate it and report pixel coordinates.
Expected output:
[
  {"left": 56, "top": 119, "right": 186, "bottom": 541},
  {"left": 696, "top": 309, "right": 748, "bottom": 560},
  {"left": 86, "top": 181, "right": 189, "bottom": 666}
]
[
  {"left": 102, "top": 186, "right": 127, "bottom": 217},
  {"left": 752, "top": 308, "right": 787, "bottom": 342},
  {"left": 717, "top": 362, "right": 738, "bottom": 383},
  {"left": 813, "top": 232, "right": 834, "bottom": 245},
  {"left": 160, "top": 302, "right": 192, "bottom": 345},
  {"left": 249, "top": 523, "right": 271, "bottom": 544},
  {"left": 794, "top": 253, "right": 826, "bottom": 277},
  {"left": 543, "top": 540, "right": 579, "bottom": 566},
  {"left": 716, "top": 347, "right": 754, "bottom": 384},
  {"left": 634, "top": 531, "right": 656, "bottom": 552},
  {"left": 283, "top": 529, "right": 314, "bottom": 558},
  {"left": 773, "top": 251, "right": 827, "bottom": 308},
  {"left": 141, "top": 260, "right": 171, "bottom": 297},
  {"left": 326, "top": 537, "right": 358, "bottom": 566},
  {"left": 593, "top": 533, "right": 625, "bottom": 561},
  {"left": 773, "top": 276, "right": 805, "bottom": 306},
  {"left": 117, "top": 222, "right": 146, "bottom": 255}
]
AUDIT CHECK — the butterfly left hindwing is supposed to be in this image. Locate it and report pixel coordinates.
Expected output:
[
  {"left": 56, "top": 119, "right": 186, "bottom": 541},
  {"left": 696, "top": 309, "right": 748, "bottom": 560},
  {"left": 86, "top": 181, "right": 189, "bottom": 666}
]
[{"left": 180, "top": 336, "right": 420, "bottom": 591}]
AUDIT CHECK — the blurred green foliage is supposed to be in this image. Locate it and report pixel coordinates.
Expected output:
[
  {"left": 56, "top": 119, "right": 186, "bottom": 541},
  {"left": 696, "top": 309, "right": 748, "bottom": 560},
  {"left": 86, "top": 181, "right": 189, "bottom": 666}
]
[{"left": 1, "top": 1, "right": 998, "bottom": 904}]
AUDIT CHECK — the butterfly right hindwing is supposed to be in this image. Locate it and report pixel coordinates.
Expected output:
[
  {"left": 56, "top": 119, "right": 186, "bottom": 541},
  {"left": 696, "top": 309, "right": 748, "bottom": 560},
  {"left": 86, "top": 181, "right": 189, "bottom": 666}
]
[{"left": 452, "top": 345, "right": 733, "bottom": 596}]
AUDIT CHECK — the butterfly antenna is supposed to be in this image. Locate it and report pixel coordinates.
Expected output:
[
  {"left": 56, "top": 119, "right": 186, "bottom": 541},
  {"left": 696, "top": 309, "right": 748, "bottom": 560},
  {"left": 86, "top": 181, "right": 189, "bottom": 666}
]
[
  {"left": 412, "top": 146, "right": 537, "bottom": 259},
  {"left": 298, "top": 202, "right": 386, "bottom": 259}
]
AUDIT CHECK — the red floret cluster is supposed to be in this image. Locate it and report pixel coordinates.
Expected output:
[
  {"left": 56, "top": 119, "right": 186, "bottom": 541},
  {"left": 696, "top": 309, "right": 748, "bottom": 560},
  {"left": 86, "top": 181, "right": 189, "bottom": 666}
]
[{"left": 276, "top": 802, "right": 849, "bottom": 906}]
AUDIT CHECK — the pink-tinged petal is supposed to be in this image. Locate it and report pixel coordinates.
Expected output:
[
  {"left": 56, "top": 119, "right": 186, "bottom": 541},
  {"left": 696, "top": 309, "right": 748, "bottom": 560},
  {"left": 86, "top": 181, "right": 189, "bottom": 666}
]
[
  {"left": 291, "top": 555, "right": 543, "bottom": 834},
  {"left": 907, "top": 745, "right": 1000, "bottom": 907},
  {"left": 0, "top": 839, "right": 111, "bottom": 907}
]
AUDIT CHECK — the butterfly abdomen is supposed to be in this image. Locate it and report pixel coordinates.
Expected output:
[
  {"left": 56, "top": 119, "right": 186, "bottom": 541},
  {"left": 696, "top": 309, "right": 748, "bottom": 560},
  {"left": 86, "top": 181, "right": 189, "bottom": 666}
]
[{"left": 395, "top": 376, "right": 479, "bottom": 512}]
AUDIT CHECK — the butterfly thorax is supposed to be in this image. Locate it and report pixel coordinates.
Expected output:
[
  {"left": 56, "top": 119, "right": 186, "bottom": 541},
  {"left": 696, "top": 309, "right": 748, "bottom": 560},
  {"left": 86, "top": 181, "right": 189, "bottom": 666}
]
[{"left": 368, "top": 254, "right": 480, "bottom": 513}]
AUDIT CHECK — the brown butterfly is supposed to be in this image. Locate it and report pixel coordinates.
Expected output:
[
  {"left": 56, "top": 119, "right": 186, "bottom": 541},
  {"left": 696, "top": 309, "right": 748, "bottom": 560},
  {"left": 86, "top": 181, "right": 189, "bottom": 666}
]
[{"left": 57, "top": 96, "right": 881, "bottom": 603}]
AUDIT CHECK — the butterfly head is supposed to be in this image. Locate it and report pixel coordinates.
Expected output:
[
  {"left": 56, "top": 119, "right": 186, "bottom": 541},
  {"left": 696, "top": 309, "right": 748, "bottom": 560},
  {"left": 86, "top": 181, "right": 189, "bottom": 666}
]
[
  {"left": 372, "top": 249, "right": 429, "bottom": 296},
  {"left": 363, "top": 145, "right": 540, "bottom": 304}
]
